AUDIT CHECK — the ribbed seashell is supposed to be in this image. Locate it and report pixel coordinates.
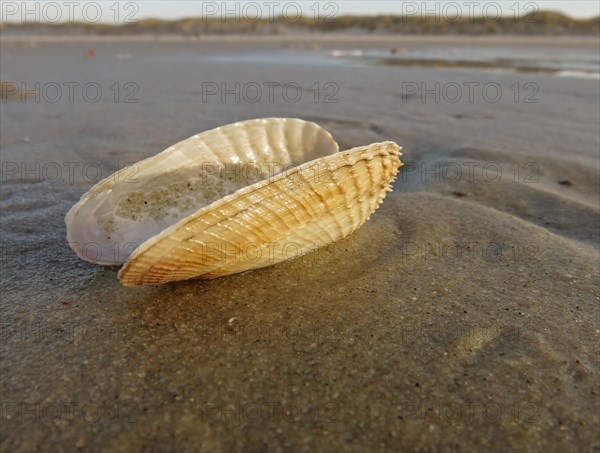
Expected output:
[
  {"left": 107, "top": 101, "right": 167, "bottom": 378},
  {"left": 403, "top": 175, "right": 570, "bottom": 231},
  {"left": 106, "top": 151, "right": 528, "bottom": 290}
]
[{"left": 65, "top": 118, "right": 403, "bottom": 286}]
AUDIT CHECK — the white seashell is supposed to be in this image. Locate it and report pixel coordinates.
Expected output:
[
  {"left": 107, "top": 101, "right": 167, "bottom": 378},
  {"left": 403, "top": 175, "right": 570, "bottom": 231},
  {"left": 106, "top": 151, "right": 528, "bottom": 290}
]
[
  {"left": 65, "top": 118, "right": 339, "bottom": 265},
  {"left": 65, "top": 118, "right": 403, "bottom": 286}
]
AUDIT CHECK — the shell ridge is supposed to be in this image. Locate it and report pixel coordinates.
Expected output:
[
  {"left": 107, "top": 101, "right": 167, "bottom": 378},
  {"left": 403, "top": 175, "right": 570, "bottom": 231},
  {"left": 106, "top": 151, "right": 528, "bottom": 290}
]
[
  {"left": 119, "top": 142, "right": 401, "bottom": 285},
  {"left": 202, "top": 158, "right": 393, "bottom": 280}
]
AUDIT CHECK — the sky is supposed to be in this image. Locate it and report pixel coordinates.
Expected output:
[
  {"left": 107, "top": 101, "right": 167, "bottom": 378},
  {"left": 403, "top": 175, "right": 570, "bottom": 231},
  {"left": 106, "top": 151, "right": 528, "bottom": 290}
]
[{"left": 1, "top": 1, "right": 599, "bottom": 24}]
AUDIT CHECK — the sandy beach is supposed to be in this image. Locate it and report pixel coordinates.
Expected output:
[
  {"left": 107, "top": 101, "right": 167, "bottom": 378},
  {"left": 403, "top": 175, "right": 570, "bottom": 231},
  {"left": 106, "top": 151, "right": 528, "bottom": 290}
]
[{"left": 1, "top": 35, "right": 599, "bottom": 452}]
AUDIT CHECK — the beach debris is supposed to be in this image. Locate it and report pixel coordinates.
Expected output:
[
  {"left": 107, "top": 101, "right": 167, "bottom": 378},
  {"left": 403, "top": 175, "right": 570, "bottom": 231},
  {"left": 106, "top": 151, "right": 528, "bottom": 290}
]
[
  {"left": 65, "top": 118, "right": 402, "bottom": 286},
  {"left": 331, "top": 49, "right": 363, "bottom": 58}
]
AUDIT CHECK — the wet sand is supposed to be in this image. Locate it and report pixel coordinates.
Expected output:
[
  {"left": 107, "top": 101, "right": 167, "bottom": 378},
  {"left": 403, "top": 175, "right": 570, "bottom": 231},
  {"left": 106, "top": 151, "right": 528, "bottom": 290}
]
[{"left": 1, "top": 36, "right": 599, "bottom": 452}]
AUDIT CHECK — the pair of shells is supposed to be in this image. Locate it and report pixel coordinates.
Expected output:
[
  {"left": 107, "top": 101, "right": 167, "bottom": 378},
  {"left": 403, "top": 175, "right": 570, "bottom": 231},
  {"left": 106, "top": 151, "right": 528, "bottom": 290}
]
[{"left": 66, "top": 118, "right": 402, "bottom": 286}]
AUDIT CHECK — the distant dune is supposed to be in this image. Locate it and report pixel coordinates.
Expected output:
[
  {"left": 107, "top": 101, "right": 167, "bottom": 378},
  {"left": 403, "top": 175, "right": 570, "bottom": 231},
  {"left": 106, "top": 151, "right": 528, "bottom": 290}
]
[{"left": 1, "top": 11, "right": 598, "bottom": 36}]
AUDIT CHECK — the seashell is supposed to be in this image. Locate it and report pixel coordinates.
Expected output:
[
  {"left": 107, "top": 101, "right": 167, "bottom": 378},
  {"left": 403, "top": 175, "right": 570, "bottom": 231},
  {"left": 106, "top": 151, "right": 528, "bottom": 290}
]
[{"left": 65, "top": 118, "right": 403, "bottom": 286}]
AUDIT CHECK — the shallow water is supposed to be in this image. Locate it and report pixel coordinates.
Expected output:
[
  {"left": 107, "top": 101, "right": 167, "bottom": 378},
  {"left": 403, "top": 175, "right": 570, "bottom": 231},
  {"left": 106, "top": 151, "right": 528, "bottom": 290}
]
[{"left": 332, "top": 45, "right": 600, "bottom": 77}]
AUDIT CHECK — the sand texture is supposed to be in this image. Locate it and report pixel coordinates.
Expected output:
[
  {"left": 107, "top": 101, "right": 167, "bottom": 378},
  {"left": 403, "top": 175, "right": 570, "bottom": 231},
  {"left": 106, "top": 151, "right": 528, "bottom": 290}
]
[{"left": 1, "top": 37, "right": 599, "bottom": 452}]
